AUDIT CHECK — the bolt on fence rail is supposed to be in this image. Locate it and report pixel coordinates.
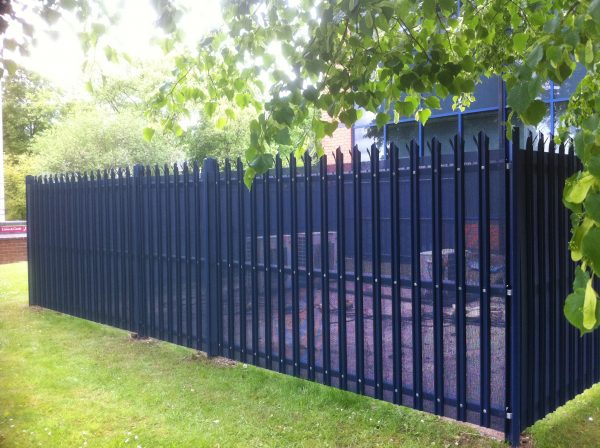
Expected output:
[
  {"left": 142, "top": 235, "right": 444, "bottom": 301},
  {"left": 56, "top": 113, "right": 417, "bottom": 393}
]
[{"left": 26, "top": 128, "right": 600, "bottom": 446}]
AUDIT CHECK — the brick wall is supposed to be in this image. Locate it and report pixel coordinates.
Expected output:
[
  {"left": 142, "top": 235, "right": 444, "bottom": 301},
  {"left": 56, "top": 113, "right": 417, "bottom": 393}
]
[
  {"left": 322, "top": 124, "right": 352, "bottom": 158},
  {"left": 320, "top": 112, "right": 353, "bottom": 172},
  {"left": 0, "top": 236, "right": 28, "bottom": 264}
]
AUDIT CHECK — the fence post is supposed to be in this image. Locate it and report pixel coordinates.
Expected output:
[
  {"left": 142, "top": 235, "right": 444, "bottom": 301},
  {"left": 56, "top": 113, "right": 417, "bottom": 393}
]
[
  {"left": 203, "top": 158, "right": 220, "bottom": 357},
  {"left": 26, "top": 175, "right": 35, "bottom": 306},
  {"left": 507, "top": 127, "right": 525, "bottom": 447},
  {"left": 132, "top": 164, "right": 147, "bottom": 337}
]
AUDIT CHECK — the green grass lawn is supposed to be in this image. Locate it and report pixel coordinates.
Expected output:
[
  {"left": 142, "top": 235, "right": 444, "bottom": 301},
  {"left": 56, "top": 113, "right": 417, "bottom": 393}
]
[{"left": 0, "top": 262, "right": 598, "bottom": 447}]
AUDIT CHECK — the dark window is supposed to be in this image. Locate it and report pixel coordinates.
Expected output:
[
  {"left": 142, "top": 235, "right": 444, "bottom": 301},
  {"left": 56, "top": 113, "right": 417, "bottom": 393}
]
[
  {"left": 386, "top": 121, "right": 419, "bottom": 156},
  {"left": 463, "top": 111, "right": 500, "bottom": 152},
  {"left": 423, "top": 115, "right": 458, "bottom": 154}
]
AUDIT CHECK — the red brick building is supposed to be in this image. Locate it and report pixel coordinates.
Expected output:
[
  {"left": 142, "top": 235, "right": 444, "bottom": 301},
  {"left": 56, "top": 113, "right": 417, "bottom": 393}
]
[
  {"left": 0, "top": 221, "right": 28, "bottom": 265},
  {"left": 321, "top": 123, "right": 352, "bottom": 159}
]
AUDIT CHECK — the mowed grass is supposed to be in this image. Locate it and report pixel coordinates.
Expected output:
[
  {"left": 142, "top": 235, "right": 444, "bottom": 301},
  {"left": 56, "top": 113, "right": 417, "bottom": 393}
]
[
  {"left": 0, "top": 262, "right": 596, "bottom": 447},
  {"left": 525, "top": 383, "right": 600, "bottom": 447}
]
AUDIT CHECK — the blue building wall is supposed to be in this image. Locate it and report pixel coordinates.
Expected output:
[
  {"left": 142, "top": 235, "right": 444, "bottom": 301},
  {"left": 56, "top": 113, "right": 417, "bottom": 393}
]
[{"left": 352, "top": 65, "right": 586, "bottom": 158}]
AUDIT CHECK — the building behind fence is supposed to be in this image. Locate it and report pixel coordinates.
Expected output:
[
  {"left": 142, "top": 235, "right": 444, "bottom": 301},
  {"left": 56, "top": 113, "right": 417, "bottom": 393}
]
[{"left": 26, "top": 128, "right": 600, "bottom": 446}]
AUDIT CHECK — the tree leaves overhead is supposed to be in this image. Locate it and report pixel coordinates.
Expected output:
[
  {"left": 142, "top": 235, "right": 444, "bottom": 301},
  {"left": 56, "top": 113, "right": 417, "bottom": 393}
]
[
  {"left": 0, "top": 0, "right": 121, "bottom": 77},
  {"left": 150, "top": 0, "right": 594, "bottom": 178}
]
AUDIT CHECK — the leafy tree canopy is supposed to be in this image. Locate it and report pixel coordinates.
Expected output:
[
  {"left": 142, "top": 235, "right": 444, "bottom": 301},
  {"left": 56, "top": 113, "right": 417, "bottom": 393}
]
[
  {"left": 146, "top": 0, "right": 600, "bottom": 333},
  {"left": 2, "top": 67, "right": 65, "bottom": 157},
  {"left": 29, "top": 103, "right": 184, "bottom": 174},
  {"left": 2, "top": 67, "right": 66, "bottom": 220},
  {"left": 0, "top": 0, "right": 123, "bottom": 76}
]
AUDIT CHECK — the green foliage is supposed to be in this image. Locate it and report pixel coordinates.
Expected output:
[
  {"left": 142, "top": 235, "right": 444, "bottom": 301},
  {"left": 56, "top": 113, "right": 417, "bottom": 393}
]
[
  {"left": 3, "top": 155, "right": 32, "bottom": 221},
  {"left": 144, "top": 0, "right": 600, "bottom": 334},
  {"left": 183, "top": 111, "right": 254, "bottom": 164},
  {"left": 2, "top": 68, "right": 65, "bottom": 220},
  {"left": 2, "top": 68, "right": 65, "bottom": 158},
  {"left": 29, "top": 105, "right": 183, "bottom": 174},
  {"left": 565, "top": 266, "right": 600, "bottom": 333},
  {"left": 0, "top": 0, "right": 120, "bottom": 77}
]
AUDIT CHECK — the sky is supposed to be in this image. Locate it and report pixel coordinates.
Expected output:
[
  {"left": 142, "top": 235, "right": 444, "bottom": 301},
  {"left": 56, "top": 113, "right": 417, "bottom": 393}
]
[{"left": 19, "top": 0, "right": 223, "bottom": 93}]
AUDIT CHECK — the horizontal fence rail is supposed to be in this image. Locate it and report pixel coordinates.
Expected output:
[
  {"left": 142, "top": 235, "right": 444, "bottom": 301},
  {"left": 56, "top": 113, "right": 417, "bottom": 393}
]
[{"left": 25, "top": 128, "right": 597, "bottom": 446}]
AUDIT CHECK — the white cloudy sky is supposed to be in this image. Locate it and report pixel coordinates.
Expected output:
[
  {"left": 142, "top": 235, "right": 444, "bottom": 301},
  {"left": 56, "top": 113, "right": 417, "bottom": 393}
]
[{"left": 18, "top": 0, "right": 223, "bottom": 93}]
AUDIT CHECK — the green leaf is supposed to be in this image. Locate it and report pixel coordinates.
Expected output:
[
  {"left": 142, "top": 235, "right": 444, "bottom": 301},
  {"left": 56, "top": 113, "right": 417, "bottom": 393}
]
[
  {"left": 234, "top": 93, "right": 249, "bottom": 108},
  {"left": 507, "top": 81, "right": 533, "bottom": 114},
  {"left": 339, "top": 108, "right": 358, "bottom": 127},
  {"left": 435, "top": 84, "right": 449, "bottom": 99},
  {"left": 375, "top": 112, "right": 390, "bottom": 129},
  {"left": 225, "top": 108, "right": 236, "bottom": 120},
  {"left": 104, "top": 46, "right": 118, "bottom": 62},
  {"left": 303, "top": 86, "right": 318, "bottom": 102},
  {"left": 565, "top": 290, "right": 585, "bottom": 331},
  {"left": 204, "top": 102, "right": 217, "bottom": 117},
  {"left": 585, "top": 191, "right": 600, "bottom": 223},
  {"left": 424, "top": 96, "right": 441, "bottom": 109},
  {"left": 143, "top": 127, "right": 155, "bottom": 142},
  {"left": 582, "top": 226, "right": 600, "bottom": 273},
  {"left": 273, "top": 105, "right": 294, "bottom": 125},
  {"left": 423, "top": 0, "right": 436, "bottom": 18},
  {"left": 365, "top": 11, "right": 373, "bottom": 30},
  {"left": 546, "top": 46, "right": 562, "bottom": 68},
  {"left": 59, "top": 0, "right": 77, "bottom": 9},
  {"left": 589, "top": 157, "right": 600, "bottom": 178},
  {"left": 395, "top": 101, "right": 417, "bottom": 118},
  {"left": 584, "top": 279, "right": 598, "bottom": 330},
  {"left": 243, "top": 167, "right": 257, "bottom": 190},
  {"left": 42, "top": 8, "right": 61, "bottom": 25},
  {"left": 574, "top": 266, "right": 590, "bottom": 292},
  {"left": 249, "top": 153, "right": 274, "bottom": 174},
  {"left": 323, "top": 120, "right": 338, "bottom": 136},
  {"left": 513, "top": 33, "right": 527, "bottom": 52},
  {"left": 564, "top": 173, "right": 595, "bottom": 204},
  {"left": 586, "top": 40, "right": 594, "bottom": 65},
  {"left": 3, "top": 39, "right": 17, "bottom": 51},
  {"left": 3, "top": 59, "right": 17, "bottom": 75},
  {"left": 416, "top": 108, "right": 431, "bottom": 125},
  {"left": 274, "top": 127, "right": 292, "bottom": 146},
  {"left": 215, "top": 116, "right": 227, "bottom": 129},
  {"left": 571, "top": 218, "right": 594, "bottom": 262},
  {"left": 526, "top": 45, "right": 544, "bottom": 68},
  {"left": 590, "top": 0, "right": 600, "bottom": 23},
  {"left": 521, "top": 100, "right": 547, "bottom": 125}
]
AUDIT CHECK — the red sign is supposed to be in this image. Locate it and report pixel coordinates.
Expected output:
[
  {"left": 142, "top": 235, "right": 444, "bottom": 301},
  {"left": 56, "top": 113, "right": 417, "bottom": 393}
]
[{"left": 0, "top": 225, "right": 27, "bottom": 234}]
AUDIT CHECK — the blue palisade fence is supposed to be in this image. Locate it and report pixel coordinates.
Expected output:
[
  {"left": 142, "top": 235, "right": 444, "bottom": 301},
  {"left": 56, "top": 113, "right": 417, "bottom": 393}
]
[{"left": 25, "top": 128, "right": 600, "bottom": 446}]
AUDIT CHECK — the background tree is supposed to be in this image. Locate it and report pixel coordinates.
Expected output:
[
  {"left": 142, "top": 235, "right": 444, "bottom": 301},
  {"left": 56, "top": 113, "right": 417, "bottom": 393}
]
[
  {"left": 184, "top": 111, "right": 253, "bottom": 164},
  {"left": 3, "top": 154, "right": 31, "bottom": 220},
  {"left": 3, "top": 68, "right": 64, "bottom": 156},
  {"left": 2, "top": 67, "right": 65, "bottom": 219},
  {"left": 30, "top": 104, "right": 184, "bottom": 174}
]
